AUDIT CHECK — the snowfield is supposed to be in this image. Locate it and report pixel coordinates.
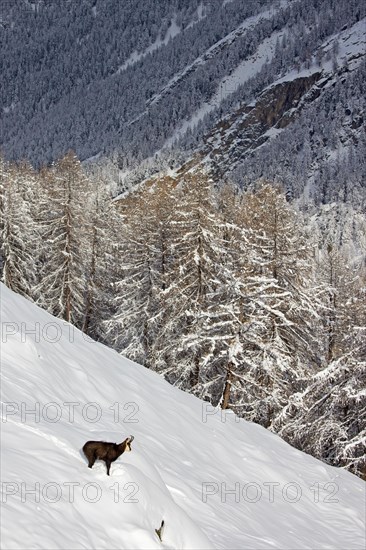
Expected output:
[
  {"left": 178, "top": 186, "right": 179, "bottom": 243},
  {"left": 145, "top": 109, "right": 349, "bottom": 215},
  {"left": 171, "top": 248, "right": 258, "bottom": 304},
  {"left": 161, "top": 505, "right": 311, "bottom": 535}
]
[{"left": 1, "top": 284, "right": 365, "bottom": 549}]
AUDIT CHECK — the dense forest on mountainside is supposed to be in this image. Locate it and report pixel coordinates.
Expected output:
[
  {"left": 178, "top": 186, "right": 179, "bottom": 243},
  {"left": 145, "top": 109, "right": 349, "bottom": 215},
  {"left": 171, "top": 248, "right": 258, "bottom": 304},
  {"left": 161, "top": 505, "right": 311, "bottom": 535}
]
[{"left": 1, "top": 0, "right": 365, "bottom": 180}]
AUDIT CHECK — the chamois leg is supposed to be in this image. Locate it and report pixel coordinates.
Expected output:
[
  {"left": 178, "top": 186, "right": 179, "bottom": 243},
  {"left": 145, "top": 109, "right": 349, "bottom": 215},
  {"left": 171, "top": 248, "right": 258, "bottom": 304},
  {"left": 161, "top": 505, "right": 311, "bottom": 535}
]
[
  {"left": 87, "top": 452, "right": 96, "bottom": 469},
  {"left": 105, "top": 459, "right": 112, "bottom": 476}
]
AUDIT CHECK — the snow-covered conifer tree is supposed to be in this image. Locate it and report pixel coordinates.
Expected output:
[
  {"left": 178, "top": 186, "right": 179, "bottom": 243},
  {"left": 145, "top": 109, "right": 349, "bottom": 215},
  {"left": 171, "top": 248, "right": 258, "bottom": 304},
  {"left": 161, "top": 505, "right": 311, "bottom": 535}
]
[
  {"left": 37, "top": 151, "right": 91, "bottom": 327},
  {"left": 106, "top": 176, "right": 176, "bottom": 366},
  {"left": 81, "top": 175, "right": 120, "bottom": 340},
  {"left": 153, "top": 172, "right": 227, "bottom": 391},
  {"left": 0, "top": 158, "right": 41, "bottom": 300},
  {"left": 273, "top": 346, "right": 366, "bottom": 479},
  {"left": 229, "top": 182, "right": 323, "bottom": 426}
]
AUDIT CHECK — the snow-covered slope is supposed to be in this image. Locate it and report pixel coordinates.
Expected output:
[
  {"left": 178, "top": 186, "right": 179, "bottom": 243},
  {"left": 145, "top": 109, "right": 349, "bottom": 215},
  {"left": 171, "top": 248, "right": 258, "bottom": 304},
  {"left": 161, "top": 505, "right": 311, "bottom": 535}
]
[{"left": 1, "top": 284, "right": 365, "bottom": 550}]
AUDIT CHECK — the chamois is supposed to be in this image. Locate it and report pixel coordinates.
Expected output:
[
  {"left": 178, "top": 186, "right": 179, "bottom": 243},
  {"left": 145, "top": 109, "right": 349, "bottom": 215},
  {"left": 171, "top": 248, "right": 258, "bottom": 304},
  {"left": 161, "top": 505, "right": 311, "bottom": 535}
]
[{"left": 82, "top": 435, "right": 134, "bottom": 476}]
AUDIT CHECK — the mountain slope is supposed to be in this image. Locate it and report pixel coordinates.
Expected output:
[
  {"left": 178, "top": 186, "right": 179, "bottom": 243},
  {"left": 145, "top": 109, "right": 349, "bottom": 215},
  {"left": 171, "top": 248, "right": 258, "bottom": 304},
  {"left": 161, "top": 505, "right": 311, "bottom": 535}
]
[
  {"left": 1, "top": 0, "right": 364, "bottom": 178},
  {"left": 1, "top": 284, "right": 365, "bottom": 549},
  {"left": 183, "top": 19, "right": 365, "bottom": 174}
]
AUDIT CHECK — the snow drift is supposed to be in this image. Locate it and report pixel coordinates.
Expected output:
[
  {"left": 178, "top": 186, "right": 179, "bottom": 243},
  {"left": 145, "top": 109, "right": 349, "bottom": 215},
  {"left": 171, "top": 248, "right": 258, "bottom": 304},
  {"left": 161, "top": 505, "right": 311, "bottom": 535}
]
[{"left": 1, "top": 284, "right": 365, "bottom": 549}]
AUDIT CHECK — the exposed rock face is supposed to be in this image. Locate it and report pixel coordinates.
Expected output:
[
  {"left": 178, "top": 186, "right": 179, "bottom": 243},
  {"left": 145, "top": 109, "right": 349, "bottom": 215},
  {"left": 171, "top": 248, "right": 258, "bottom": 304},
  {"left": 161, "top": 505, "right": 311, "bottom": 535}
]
[{"left": 180, "top": 72, "right": 323, "bottom": 178}]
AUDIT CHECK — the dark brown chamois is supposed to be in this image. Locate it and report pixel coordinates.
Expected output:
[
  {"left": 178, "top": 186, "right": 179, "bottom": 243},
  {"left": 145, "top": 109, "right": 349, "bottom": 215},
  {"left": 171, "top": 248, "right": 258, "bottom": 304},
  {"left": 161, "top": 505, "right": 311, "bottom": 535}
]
[{"left": 82, "top": 436, "right": 134, "bottom": 475}]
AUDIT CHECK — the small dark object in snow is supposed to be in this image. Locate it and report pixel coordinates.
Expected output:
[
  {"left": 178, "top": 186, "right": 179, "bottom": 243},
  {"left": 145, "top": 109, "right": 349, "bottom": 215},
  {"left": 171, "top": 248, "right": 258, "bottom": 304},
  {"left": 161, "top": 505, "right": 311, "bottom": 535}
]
[{"left": 155, "top": 519, "right": 165, "bottom": 542}]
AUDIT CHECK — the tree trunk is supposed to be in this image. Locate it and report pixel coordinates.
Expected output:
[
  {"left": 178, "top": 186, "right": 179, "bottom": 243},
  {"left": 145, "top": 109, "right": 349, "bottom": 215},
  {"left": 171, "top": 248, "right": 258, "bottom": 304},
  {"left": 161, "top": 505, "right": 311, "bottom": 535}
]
[
  {"left": 64, "top": 177, "right": 72, "bottom": 323},
  {"left": 190, "top": 356, "right": 200, "bottom": 388},
  {"left": 82, "top": 225, "right": 97, "bottom": 335},
  {"left": 221, "top": 362, "right": 233, "bottom": 410}
]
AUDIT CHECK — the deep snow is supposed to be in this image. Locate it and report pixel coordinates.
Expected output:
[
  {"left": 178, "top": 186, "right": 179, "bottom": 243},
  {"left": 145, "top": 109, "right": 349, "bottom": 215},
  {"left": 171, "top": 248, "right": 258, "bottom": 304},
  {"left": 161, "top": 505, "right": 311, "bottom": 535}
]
[{"left": 1, "top": 284, "right": 365, "bottom": 549}]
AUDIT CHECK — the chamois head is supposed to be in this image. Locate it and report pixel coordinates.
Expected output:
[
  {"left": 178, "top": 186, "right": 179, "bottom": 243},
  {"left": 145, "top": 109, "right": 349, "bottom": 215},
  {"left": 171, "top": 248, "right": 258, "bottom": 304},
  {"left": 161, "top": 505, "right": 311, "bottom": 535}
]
[{"left": 123, "top": 435, "right": 134, "bottom": 452}]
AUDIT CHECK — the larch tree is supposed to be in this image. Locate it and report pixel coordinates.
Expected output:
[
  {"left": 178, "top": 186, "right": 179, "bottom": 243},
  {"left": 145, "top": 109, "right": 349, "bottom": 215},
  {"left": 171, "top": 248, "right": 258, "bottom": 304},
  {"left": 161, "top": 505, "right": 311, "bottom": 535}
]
[
  {"left": 37, "top": 151, "right": 92, "bottom": 327},
  {"left": 232, "top": 182, "right": 323, "bottom": 427},
  {"left": 317, "top": 243, "right": 364, "bottom": 362},
  {"left": 193, "top": 182, "right": 254, "bottom": 410},
  {"left": 153, "top": 172, "right": 227, "bottom": 393},
  {"left": 0, "top": 158, "right": 41, "bottom": 300},
  {"left": 106, "top": 176, "right": 176, "bottom": 367},
  {"left": 272, "top": 263, "right": 366, "bottom": 480},
  {"left": 81, "top": 175, "right": 121, "bottom": 340}
]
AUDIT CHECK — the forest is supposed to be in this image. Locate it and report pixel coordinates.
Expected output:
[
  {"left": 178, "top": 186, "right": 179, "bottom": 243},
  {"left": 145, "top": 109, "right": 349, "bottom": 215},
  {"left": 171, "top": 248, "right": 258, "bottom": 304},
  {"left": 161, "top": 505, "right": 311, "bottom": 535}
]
[
  {"left": 1, "top": 0, "right": 364, "bottom": 168},
  {"left": 1, "top": 152, "right": 365, "bottom": 479}
]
